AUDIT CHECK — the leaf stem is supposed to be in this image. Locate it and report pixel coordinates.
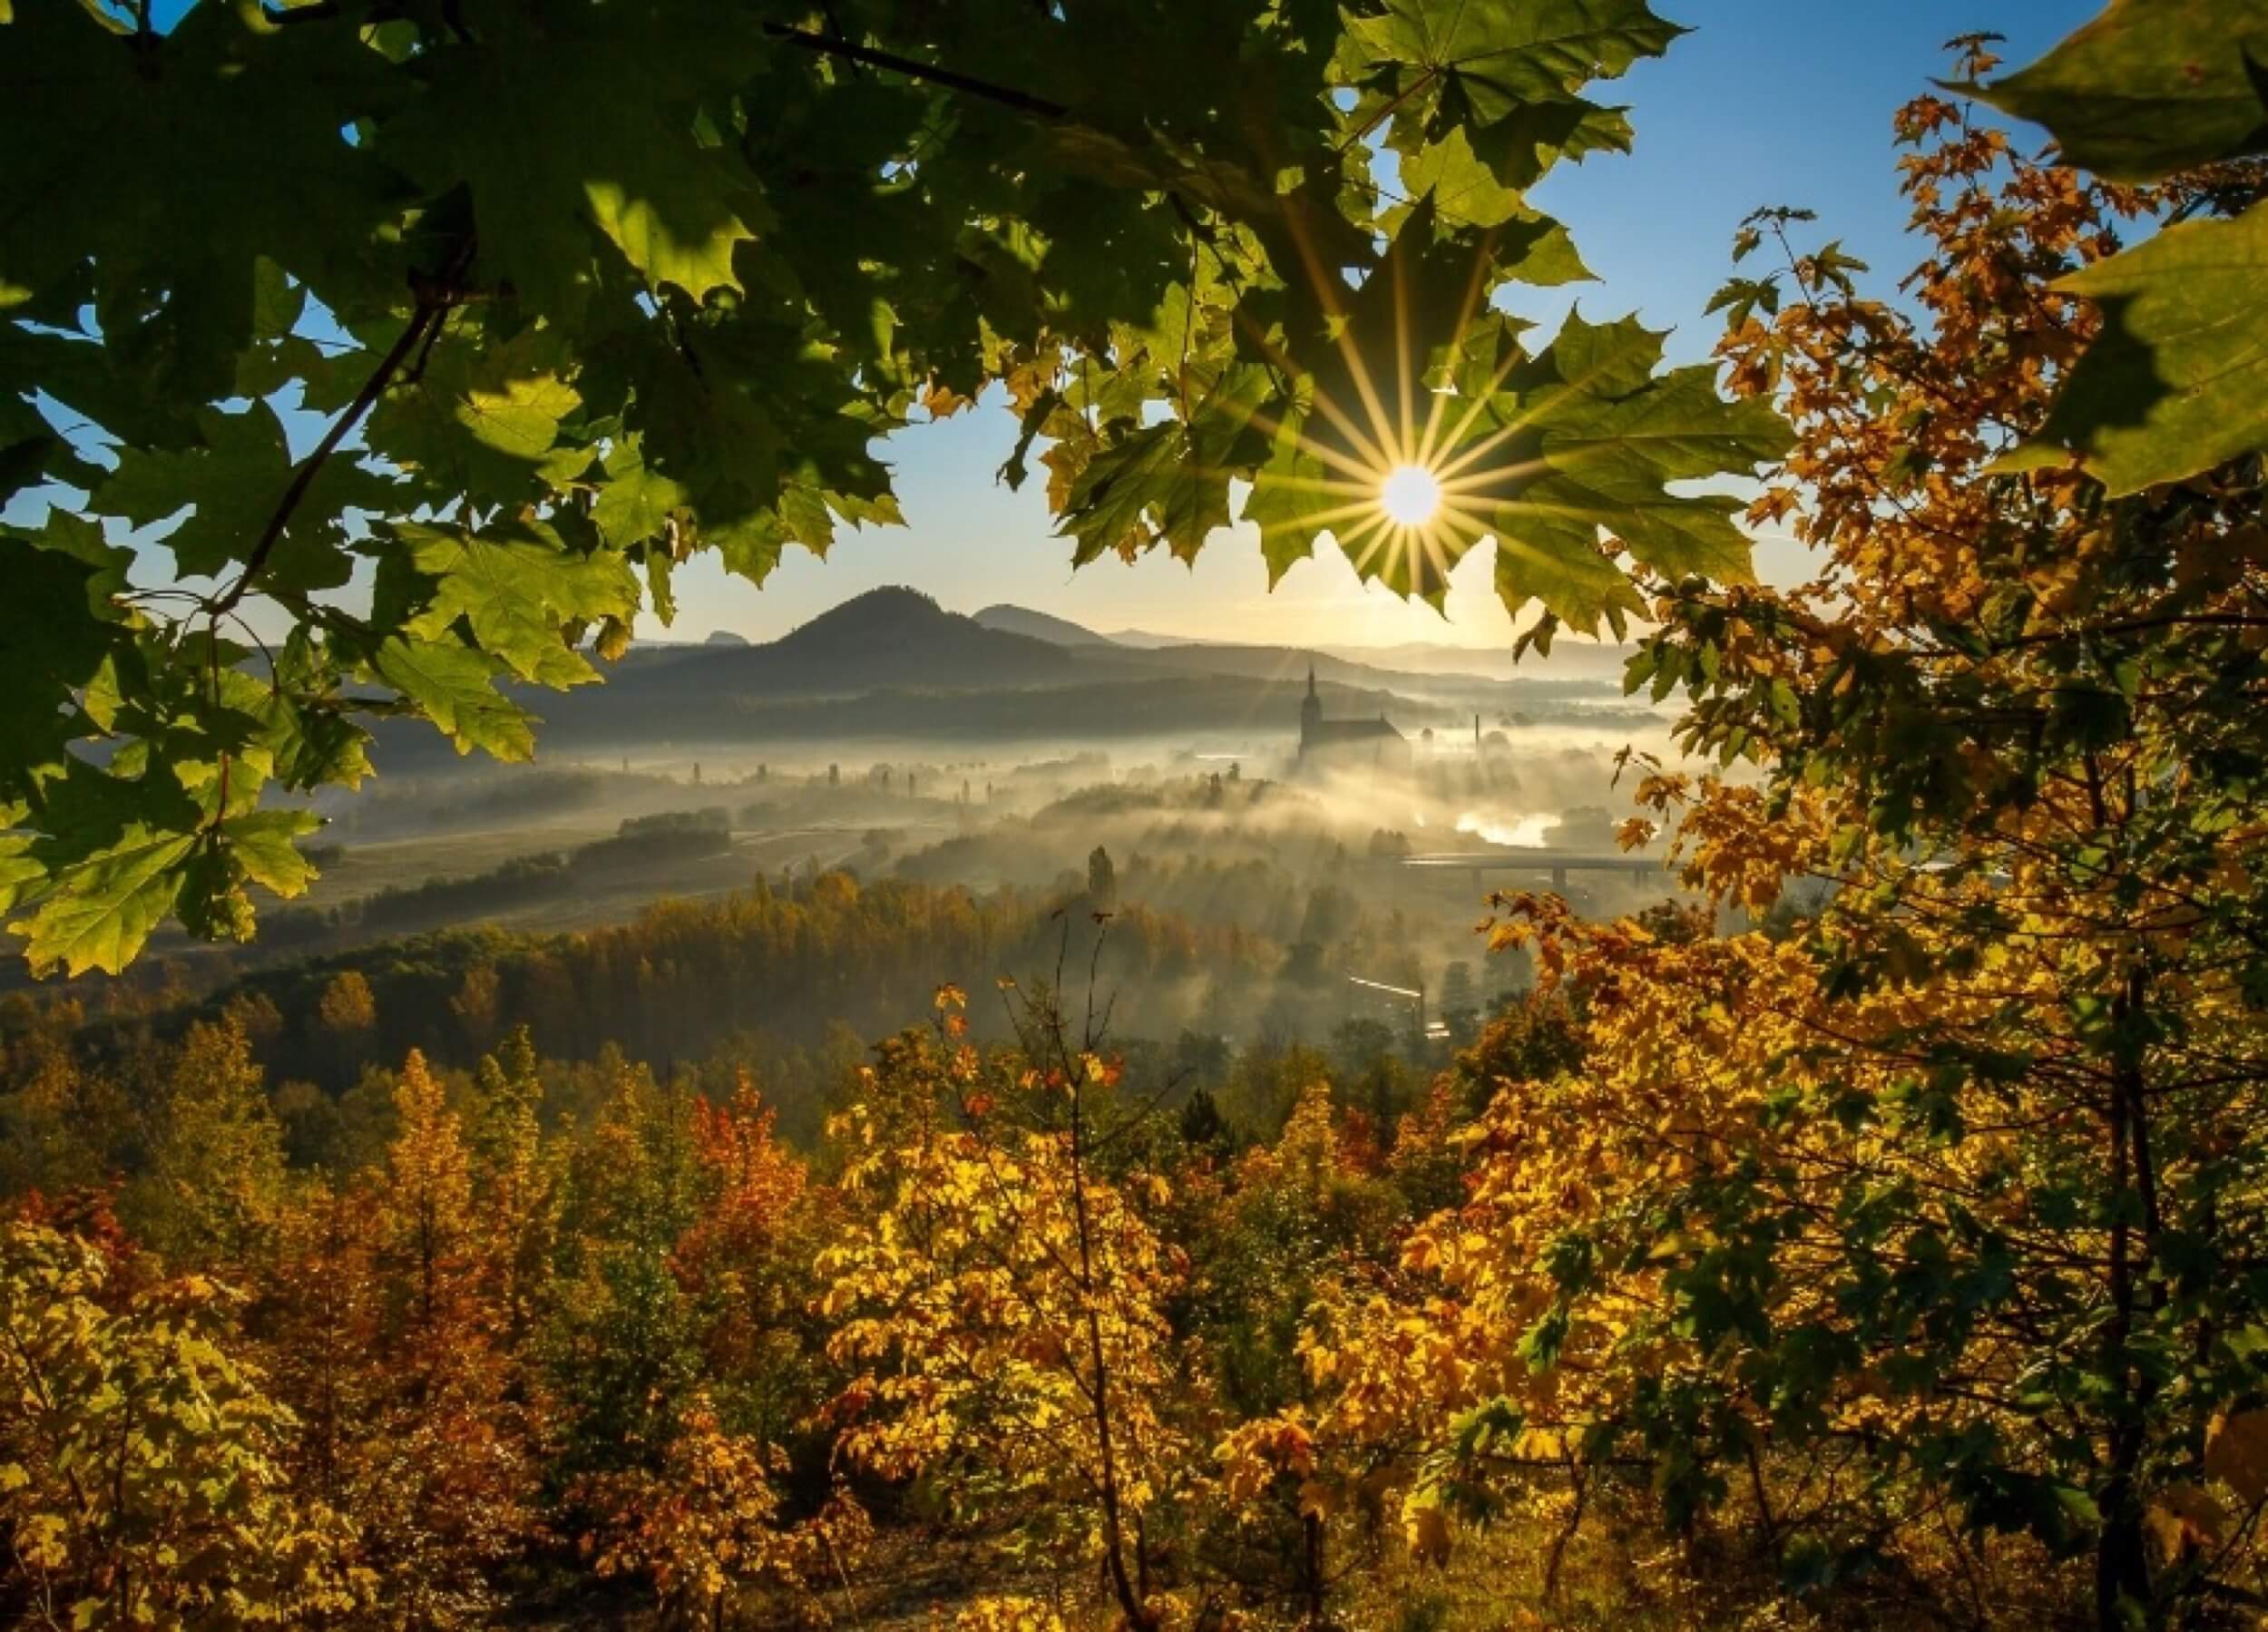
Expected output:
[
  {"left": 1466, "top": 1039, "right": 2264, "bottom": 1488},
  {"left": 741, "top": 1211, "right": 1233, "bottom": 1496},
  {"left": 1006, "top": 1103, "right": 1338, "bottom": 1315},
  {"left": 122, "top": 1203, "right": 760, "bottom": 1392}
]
[{"left": 1336, "top": 64, "right": 1443, "bottom": 154}]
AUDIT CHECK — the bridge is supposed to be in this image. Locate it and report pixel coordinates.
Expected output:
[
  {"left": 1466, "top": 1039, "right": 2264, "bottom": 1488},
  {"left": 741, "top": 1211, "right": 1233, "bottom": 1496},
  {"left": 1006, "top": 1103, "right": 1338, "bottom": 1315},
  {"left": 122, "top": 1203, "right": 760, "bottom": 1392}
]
[
  {"left": 1344, "top": 974, "right": 1448, "bottom": 1041},
  {"left": 1391, "top": 849, "right": 1667, "bottom": 890}
]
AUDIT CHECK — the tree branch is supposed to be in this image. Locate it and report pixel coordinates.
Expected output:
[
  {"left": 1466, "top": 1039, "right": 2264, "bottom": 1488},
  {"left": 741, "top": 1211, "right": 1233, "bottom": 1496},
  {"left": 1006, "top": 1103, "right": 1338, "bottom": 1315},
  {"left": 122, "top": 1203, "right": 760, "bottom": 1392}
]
[
  {"left": 762, "top": 23, "right": 1069, "bottom": 120},
  {"left": 210, "top": 242, "right": 471, "bottom": 619}
]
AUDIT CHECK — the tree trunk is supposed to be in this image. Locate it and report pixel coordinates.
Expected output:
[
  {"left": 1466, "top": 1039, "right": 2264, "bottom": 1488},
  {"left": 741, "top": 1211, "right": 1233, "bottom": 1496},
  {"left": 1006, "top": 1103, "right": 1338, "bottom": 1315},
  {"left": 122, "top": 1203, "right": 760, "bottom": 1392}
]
[
  {"left": 2097, "top": 961, "right": 2159, "bottom": 1630},
  {"left": 1303, "top": 1510, "right": 1327, "bottom": 1628},
  {"left": 1066, "top": 1072, "right": 1157, "bottom": 1632},
  {"left": 2095, "top": 1485, "right": 2150, "bottom": 1632}
]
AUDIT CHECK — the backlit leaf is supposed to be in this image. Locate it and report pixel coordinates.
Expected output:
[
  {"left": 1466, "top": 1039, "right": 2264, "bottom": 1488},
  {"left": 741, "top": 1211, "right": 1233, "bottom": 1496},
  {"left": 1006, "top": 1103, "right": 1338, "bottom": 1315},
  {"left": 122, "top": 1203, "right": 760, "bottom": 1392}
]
[
  {"left": 1997, "top": 200, "right": 2268, "bottom": 495},
  {"left": 368, "top": 637, "right": 537, "bottom": 761},
  {"left": 1976, "top": 0, "right": 2268, "bottom": 181},
  {"left": 10, "top": 826, "right": 197, "bottom": 977}
]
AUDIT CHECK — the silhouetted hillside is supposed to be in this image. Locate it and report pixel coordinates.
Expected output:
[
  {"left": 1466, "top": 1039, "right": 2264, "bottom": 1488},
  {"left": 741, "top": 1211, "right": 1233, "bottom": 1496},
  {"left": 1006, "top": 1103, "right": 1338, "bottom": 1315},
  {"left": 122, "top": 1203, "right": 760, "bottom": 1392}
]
[
  {"left": 973, "top": 603, "right": 1120, "bottom": 648},
  {"left": 572, "top": 588, "right": 1075, "bottom": 704},
  {"left": 754, "top": 587, "right": 1074, "bottom": 686},
  {"left": 364, "top": 588, "right": 1633, "bottom": 769}
]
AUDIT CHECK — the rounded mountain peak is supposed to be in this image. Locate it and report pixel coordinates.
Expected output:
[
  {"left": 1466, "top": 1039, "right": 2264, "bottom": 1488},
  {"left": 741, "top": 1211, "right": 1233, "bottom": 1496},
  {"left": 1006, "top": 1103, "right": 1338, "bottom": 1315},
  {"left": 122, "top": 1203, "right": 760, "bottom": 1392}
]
[{"left": 777, "top": 586, "right": 948, "bottom": 650}]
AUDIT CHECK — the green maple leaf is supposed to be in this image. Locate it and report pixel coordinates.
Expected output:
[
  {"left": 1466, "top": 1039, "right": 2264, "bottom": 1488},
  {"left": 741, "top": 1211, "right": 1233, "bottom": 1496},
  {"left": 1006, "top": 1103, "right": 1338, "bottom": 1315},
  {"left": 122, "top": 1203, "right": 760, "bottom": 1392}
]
[
  {"left": 1114, "top": 271, "right": 1239, "bottom": 399},
  {"left": 1537, "top": 365, "right": 1794, "bottom": 492},
  {"left": 1975, "top": 0, "right": 2268, "bottom": 181},
  {"left": 592, "top": 435, "right": 689, "bottom": 549},
  {"left": 588, "top": 158, "right": 764, "bottom": 305},
  {"left": 220, "top": 809, "right": 323, "bottom": 899},
  {"left": 1460, "top": 98, "right": 1637, "bottom": 190},
  {"left": 1394, "top": 126, "right": 1558, "bottom": 232},
  {"left": 776, "top": 484, "right": 846, "bottom": 553},
  {"left": 0, "top": 327, "right": 198, "bottom": 466},
  {"left": 0, "top": 3, "right": 407, "bottom": 388},
  {"left": 172, "top": 807, "right": 324, "bottom": 946},
  {"left": 0, "top": 834, "right": 44, "bottom": 918},
  {"left": 2, "top": 523, "right": 143, "bottom": 797},
  {"left": 378, "top": 32, "right": 764, "bottom": 316},
  {"left": 177, "top": 843, "right": 256, "bottom": 944},
  {"left": 368, "top": 636, "right": 537, "bottom": 760},
  {"left": 1245, "top": 431, "right": 1342, "bottom": 586},
  {"left": 0, "top": 393, "right": 79, "bottom": 506},
  {"left": 1442, "top": 311, "right": 1784, "bottom": 617},
  {"left": 367, "top": 326, "right": 589, "bottom": 500},
  {"left": 641, "top": 548, "right": 677, "bottom": 627},
  {"left": 1507, "top": 475, "right": 1754, "bottom": 591},
  {"left": 1059, "top": 366, "right": 1273, "bottom": 566},
  {"left": 395, "top": 520, "right": 639, "bottom": 685},
  {"left": 10, "top": 825, "right": 197, "bottom": 978},
  {"left": 700, "top": 512, "right": 790, "bottom": 588},
  {"left": 1295, "top": 197, "right": 1497, "bottom": 466},
  {"left": 1382, "top": 137, "right": 1596, "bottom": 288},
  {"left": 1491, "top": 481, "right": 1647, "bottom": 634},
  {"left": 259, "top": 696, "right": 374, "bottom": 796},
  {"left": 257, "top": 633, "right": 375, "bottom": 793},
  {"left": 622, "top": 326, "right": 807, "bottom": 531},
  {"left": 1605, "top": 492, "right": 1755, "bottom": 583},
  {"left": 1244, "top": 413, "right": 1490, "bottom": 605},
  {"left": 1060, "top": 424, "right": 1230, "bottom": 566},
  {"left": 1997, "top": 199, "right": 2268, "bottom": 495},
  {"left": 93, "top": 403, "right": 394, "bottom": 588},
  {"left": 1346, "top": 0, "right": 1681, "bottom": 156},
  {"left": 1507, "top": 308, "right": 1667, "bottom": 402}
]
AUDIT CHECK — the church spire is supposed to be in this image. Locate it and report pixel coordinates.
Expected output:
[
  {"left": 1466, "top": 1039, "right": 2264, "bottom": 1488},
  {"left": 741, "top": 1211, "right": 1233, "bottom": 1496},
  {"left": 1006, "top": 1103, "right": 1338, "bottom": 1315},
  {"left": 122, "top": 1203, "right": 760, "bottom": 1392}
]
[{"left": 1299, "top": 659, "right": 1322, "bottom": 755}]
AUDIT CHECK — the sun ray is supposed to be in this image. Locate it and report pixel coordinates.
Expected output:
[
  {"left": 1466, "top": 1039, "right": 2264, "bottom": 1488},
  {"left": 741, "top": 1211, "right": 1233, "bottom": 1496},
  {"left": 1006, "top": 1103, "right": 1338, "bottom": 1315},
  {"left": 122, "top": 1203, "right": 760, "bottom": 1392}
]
[
  {"left": 1432, "top": 412, "right": 1566, "bottom": 487},
  {"left": 1409, "top": 224, "right": 1508, "bottom": 474},
  {"left": 1258, "top": 191, "right": 1404, "bottom": 477},
  {"left": 1235, "top": 197, "right": 1589, "bottom": 596},
  {"left": 1393, "top": 244, "right": 1417, "bottom": 468},
  {"left": 1268, "top": 494, "right": 1422, "bottom": 542},
  {"left": 1417, "top": 323, "right": 1531, "bottom": 474},
  {"left": 1241, "top": 401, "right": 1414, "bottom": 489},
  {"left": 1334, "top": 512, "right": 1400, "bottom": 577},
  {"left": 1432, "top": 494, "right": 1501, "bottom": 543}
]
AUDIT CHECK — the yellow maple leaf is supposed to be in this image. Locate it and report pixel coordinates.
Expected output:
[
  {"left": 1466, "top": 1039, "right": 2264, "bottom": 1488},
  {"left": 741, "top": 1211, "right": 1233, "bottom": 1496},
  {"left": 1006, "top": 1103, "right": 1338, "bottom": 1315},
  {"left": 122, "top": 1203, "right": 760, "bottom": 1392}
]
[{"left": 2206, "top": 1409, "right": 2268, "bottom": 1505}]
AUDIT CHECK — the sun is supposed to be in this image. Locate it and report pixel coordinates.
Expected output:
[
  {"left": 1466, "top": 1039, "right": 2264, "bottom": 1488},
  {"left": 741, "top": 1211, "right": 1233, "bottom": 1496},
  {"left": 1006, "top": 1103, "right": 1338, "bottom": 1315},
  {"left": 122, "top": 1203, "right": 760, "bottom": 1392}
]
[{"left": 1379, "top": 464, "right": 1442, "bottom": 528}]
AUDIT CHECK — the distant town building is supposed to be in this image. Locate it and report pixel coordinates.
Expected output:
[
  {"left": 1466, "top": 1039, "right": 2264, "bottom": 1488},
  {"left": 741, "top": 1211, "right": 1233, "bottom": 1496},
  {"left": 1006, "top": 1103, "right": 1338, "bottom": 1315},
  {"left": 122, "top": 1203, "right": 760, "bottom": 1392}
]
[{"left": 1296, "top": 664, "right": 1410, "bottom": 776}]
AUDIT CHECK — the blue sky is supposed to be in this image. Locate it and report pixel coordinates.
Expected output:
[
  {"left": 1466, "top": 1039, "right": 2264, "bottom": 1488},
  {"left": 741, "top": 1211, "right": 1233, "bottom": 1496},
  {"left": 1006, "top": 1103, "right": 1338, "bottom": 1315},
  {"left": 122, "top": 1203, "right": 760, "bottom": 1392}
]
[
  {"left": 38, "top": 0, "right": 2106, "bottom": 650},
  {"left": 681, "top": 0, "right": 2102, "bottom": 648}
]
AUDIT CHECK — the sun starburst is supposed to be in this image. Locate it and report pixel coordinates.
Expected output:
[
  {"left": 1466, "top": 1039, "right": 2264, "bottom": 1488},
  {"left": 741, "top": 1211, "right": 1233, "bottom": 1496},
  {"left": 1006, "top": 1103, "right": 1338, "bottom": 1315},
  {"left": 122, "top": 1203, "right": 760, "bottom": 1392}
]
[{"left": 1380, "top": 464, "right": 1442, "bottom": 527}]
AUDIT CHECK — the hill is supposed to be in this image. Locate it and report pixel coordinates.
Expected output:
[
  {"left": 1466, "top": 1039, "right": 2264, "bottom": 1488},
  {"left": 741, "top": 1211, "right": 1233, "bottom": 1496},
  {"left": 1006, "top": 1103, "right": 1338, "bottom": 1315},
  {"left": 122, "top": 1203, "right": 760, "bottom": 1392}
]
[
  {"left": 757, "top": 587, "right": 1071, "bottom": 683},
  {"left": 972, "top": 603, "right": 1119, "bottom": 648},
  {"left": 575, "top": 587, "right": 1074, "bottom": 705}
]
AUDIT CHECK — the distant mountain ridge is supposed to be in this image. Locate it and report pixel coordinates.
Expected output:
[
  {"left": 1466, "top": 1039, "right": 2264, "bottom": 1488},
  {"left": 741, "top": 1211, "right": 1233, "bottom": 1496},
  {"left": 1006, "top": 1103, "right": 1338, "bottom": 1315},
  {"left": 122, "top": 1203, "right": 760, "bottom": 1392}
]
[
  {"left": 660, "top": 599, "right": 1629, "bottom": 687},
  {"left": 664, "top": 587, "right": 1073, "bottom": 691},
  {"left": 963, "top": 603, "right": 1609, "bottom": 692},
  {"left": 972, "top": 604, "right": 1121, "bottom": 648},
  {"left": 368, "top": 588, "right": 1633, "bottom": 769}
]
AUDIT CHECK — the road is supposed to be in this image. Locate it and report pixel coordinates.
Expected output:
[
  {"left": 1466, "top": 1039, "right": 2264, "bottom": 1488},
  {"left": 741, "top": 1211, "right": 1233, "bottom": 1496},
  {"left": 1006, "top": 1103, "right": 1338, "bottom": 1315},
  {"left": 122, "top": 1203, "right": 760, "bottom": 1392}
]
[{"left": 1392, "top": 849, "right": 1667, "bottom": 888}]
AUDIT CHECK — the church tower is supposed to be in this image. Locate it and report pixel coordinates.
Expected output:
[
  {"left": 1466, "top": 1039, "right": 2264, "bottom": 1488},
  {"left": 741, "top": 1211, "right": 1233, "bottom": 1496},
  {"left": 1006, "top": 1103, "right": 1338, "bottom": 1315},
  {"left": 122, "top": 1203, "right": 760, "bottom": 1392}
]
[{"left": 1299, "top": 661, "right": 1322, "bottom": 756}]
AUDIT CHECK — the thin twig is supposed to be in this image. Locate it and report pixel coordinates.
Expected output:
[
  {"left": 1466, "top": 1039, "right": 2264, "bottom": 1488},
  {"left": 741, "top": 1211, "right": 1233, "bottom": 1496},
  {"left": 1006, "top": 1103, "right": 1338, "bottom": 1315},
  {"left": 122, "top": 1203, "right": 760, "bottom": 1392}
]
[
  {"left": 763, "top": 23, "right": 1069, "bottom": 120},
  {"left": 210, "top": 239, "right": 472, "bottom": 619}
]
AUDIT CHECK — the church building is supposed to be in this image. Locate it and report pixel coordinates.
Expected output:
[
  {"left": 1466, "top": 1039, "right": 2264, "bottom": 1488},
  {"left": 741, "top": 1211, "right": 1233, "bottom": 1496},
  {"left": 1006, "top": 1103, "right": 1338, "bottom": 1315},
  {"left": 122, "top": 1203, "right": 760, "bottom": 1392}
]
[{"left": 1297, "top": 664, "right": 1411, "bottom": 775}]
